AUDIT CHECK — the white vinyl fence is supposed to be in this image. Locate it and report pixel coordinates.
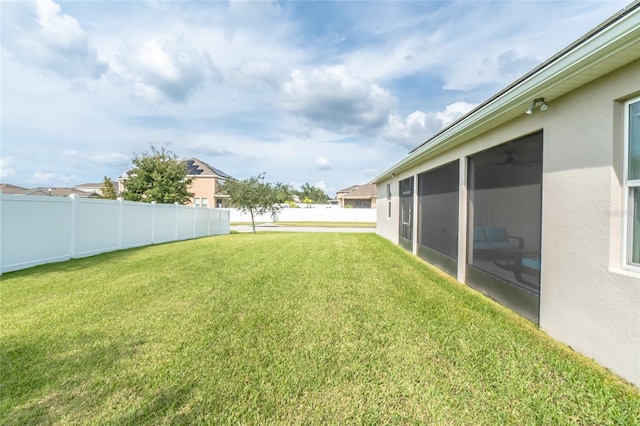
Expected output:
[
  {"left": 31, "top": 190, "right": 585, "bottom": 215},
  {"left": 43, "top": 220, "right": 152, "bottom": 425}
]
[
  {"left": 0, "top": 194, "right": 230, "bottom": 274},
  {"left": 229, "top": 206, "right": 376, "bottom": 223}
]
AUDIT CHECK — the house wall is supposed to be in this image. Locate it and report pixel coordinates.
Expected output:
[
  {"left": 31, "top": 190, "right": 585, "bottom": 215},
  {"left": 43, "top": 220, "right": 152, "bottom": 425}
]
[
  {"left": 337, "top": 190, "right": 377, "bottom": 209},
  {"left": 189, "top": 176, "right": 216, "bottom": 206},
  {"left": 376, "top": 59, "right": 640, "bottom": 387},
  {"left": 540, "top": 60, "right": 640, "bottom": 387}
]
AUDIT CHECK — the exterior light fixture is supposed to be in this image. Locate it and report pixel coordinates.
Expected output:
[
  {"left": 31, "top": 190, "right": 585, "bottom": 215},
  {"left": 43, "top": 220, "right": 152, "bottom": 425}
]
[{"left": 526, "top": 97, "right": 548, "bottom": 115}]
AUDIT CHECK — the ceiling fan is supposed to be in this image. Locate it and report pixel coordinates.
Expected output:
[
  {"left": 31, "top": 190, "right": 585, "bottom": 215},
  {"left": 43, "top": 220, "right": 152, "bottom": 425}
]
[{"left": 488, "top": 150, "right": 533, "bottom": 167}]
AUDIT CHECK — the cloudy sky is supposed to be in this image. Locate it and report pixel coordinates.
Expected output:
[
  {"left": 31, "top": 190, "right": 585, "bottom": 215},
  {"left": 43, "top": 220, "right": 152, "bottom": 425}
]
[{"left": 0, "top": 0, "right": 628, "bottom": 195}]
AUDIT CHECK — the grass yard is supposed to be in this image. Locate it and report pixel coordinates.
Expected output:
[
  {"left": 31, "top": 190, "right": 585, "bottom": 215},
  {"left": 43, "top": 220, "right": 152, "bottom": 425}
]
[
  {"left": 230, "top": 221, "right": 376, "bottom": 228},
  {"left": 274, "top": 221, "right": 375, "bottom": 228},
  {"left": 1, "top": 233, "right": 639, "bottom": 424}
]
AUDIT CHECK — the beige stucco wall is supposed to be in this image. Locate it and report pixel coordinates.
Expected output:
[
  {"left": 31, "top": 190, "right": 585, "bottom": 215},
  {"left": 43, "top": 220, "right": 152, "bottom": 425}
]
[
  {"left": 539, "top": 60, "right": 640, "bottom": 387},
  {"left": 376, "top": 59, "right": 640, "bottom": 386},
  {"left": 188, "top": 176, "right": 217, "bottom": 206}
]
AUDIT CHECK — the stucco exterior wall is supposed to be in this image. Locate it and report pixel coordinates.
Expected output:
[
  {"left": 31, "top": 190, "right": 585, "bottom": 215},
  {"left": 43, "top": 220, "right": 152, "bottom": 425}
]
[
  {"left": 375, "top": 59, "right": 640, "bottom": 386},
  {"left": 539, "top": 60, "right": 640, "bottom": 386},
  {"left": 189, "top": 176, "right": 217, "bottom": 206}
]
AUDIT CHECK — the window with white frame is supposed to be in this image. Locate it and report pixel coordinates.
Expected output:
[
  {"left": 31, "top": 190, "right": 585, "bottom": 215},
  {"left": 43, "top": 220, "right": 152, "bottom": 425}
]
[{"left": 626, "top": 97, "right": 640, "bottom": 266}]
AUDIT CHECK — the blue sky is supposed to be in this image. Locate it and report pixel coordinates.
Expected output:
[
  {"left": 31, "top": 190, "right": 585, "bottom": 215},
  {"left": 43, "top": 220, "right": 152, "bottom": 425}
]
[{"left": 0, "top": 0, "right": 628, "bottom": 195}]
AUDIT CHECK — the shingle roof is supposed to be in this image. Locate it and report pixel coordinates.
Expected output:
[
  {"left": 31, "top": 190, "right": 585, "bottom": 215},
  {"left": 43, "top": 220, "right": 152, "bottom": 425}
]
[
  {"left": 337, "top": 183, "right": 377, "bottom": 199},
  {"left": 29, "top": 187, "right": 100, "bottom": 197},
  {"left": 0, "top": 183, "right": 29, "bottom": 194},
  {"left": 337, "top": 185, "right": 359, "bottom": 194},
  {"left": 185, "top": 158, "right": 233, "bottom": 179},
  {"left": 0, "top": 184, "right": 101, "bottom": 197},
  {"left": 74, "top": 182, "right": 104, "bottom": 189}
]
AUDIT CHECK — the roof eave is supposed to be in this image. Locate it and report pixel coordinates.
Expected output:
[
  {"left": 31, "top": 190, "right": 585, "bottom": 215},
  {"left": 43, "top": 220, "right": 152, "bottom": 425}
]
[{"left": 371, "top": 1, "right": 640, "bottom": 184}]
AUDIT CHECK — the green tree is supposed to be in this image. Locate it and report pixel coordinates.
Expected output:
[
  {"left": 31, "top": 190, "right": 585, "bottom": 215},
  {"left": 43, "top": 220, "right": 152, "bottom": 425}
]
[
  {"left": 121, "top": 146, "right": 194, "bottom": 204},
  {"left": 295, "top": 183, "right": 330, "bottom": 204},
  {"left": 100, "top": 176, "right": 118, "bottom": 200},
  {"left": 220, "top": 174, "right": 291, "bottom": 233}
]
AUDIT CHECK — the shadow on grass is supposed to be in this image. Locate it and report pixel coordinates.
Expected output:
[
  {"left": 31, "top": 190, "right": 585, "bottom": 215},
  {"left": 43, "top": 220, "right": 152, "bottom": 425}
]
[
  {"left": 1, "top": 331, "right": 147, "bottom": 424},
  {"left": 113, "top": 384, "right": 196, "bottom": 424}
]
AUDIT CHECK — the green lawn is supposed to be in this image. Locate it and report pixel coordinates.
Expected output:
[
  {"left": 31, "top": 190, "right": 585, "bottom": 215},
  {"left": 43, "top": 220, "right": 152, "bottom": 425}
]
[
  {"left": 231, "top": 221, "right": 376, "bottom": 228},
  {"left": 1, "top": 233, "right": 638, "bottom": 424}
]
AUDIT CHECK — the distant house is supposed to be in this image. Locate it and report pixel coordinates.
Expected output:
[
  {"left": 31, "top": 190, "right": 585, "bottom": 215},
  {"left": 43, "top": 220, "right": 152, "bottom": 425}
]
[
  {"left": 372, "top": 3, "right": 640, "bottom": 387},
  {"left": 0, "top": 183, "right": 100, "bottom": 197},
  {"left": 336, "top": 184, "right": 377, "bottom": 208},
  {"left": 184, "top": 158, "right": 233, "bottom": 208},
  {"left": 74, "top": 182, "right": 117, "bottom": 196},
  {"left": 0, "top": 184, "right": 29, "bottom": 195},
  {"left": 118, "top": 157, "right": 233, "bottom": 207}
]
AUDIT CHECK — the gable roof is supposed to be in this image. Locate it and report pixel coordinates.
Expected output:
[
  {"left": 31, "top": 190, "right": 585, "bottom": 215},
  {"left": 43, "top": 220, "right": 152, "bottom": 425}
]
[
  {"left": 337, "top": 183, "right": 377, "bottom": 199},
  {"left": 185, "top": 158, "right": 233, "bottom": 179},
  {"left": 373, "top": 0, "right": 640, "bottom": 183},
  {"left": 29, "top": 187, "right": 100, "bottom": 197},
  {"left": 337, "top": 185, "right": 359, "bottom": 194},
  {"left": 75, "top": 182, "right": 106, "bottom": 190},
  {"left": 0, "top": 183, "right": 29, "bottom": 194}
]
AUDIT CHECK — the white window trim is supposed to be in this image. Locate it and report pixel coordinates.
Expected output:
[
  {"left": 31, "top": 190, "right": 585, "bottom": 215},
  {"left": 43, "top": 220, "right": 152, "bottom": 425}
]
[{"left": 622, "top": 96, "right": 640, "bottom": 272}]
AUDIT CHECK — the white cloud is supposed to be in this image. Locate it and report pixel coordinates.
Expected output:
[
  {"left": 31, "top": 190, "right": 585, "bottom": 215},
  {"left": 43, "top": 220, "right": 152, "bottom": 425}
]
[
  {"left": 344, "top": 2, "right": 626, "bottom": 93},
  {"left": 30, "top": 171, "right": 76, "bottom": 185},
  {"left": 384, "top": 102, "right": 476, "bottom": 148},
  {"left": 117, "top": 36, "right": 222, "bottom": 103},
  {"left": 315, "top": 156, "right": 331, "bottom": 170},
  {"left": 62, "top": 150, "right": 130, "bottom": 166},
  {"left": 0, "top": 157, "right": 17, "bottom": 181},
  {"left": 435, "top": 101, "right": 477, "bottom": 126},
  {"left": 1, "top": 0, "right": 107, "bottom": 80},
  {"left": 229, "top": 59, "right": 280, "bottom": 89},
  {"left": 314, "top": 180, "right": 328, "bottom": 192},
  {"left": 1, "top": 0, "right": 626, "bottom": 193},
  {"left": 282, "top": 65, "right": 397, "bottom": 134},
  {"left": 190, "top": 145, "right": 233, "bottom": 157}
]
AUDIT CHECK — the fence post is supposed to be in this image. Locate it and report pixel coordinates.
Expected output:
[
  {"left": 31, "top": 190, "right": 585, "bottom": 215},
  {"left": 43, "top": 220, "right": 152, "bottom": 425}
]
[
  {"left": 69, "top": 194, "right": 77, "bottom": 258},
  {"left": 193, "top": 204, "right": 197, "bottom": 238},
  {"left": 206, "top": 206, "right": 209, "bottom": 236},
  {"left": 151, "top": 201, "right": 156, "bottom": 244},
  {"left": 117, "top": 197, "right": 123, "bottom": 249},
  {"left": 175, "top": 202, "right": 179, "bottom": 241}
]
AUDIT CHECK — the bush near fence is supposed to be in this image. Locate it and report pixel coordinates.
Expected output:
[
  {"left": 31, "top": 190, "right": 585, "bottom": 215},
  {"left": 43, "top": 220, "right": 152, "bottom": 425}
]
[{"left": 0, "top": 194, "right": 230, "bottom": 274}]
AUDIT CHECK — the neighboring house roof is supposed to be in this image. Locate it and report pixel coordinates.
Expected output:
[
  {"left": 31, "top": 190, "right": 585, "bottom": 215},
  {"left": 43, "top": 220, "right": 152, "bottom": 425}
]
[
  {"left": 337, "top": 183, "right": 377, "bottom": 199},
  {"left": 337, "top": 185, "right": 359, "bottom": 194},
  {"left": 30, "top": 187, "right": 100, "bottom": 197},
  {"left": 120, "top": 158, "right": 233, "bottom": 180},
  {"left": 373, "top": 1, "right": 640, "bottom": 182},
  {"left": 0, "top": 183, "right": 29, "bottom": 194},
  {"left": 74, "top": 182, "right": 115, "bottom": 192},
  {"left": 185, "top": 158, "right": 233, "bottom": 179},
  {"left": 0, "top": 183, "right": 100, "bottom": 197}
]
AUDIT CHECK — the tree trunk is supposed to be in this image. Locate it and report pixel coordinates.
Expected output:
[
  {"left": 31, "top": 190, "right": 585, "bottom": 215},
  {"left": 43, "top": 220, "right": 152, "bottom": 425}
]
[{"left": 250, "top": 209, "right": 256, "bottom": 233}]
